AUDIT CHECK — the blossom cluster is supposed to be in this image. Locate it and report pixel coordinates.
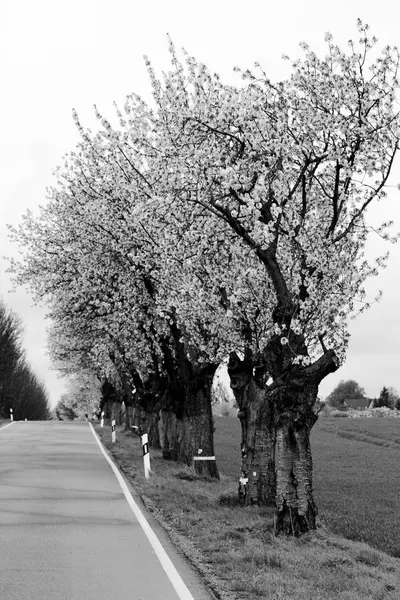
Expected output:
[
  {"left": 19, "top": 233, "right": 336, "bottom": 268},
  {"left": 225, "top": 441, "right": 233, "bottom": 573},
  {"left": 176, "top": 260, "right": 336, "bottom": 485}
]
[{"left": 8, "top": 22, "right": 400, "bottom": 390}]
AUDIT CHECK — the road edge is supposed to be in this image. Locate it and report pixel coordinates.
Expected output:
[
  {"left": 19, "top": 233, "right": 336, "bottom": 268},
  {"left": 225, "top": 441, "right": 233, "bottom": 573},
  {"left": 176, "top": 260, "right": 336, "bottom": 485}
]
[
  {"left": 89, "top": 422, "right": 202, "bottom": 600},
  {"left": 0, "top": 422, "right": 14, "bottom": 431}
]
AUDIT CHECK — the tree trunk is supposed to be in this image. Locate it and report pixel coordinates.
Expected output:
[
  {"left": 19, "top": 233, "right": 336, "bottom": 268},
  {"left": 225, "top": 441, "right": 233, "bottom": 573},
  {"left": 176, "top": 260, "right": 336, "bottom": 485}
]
[
  {"left": 120, "top": 372, "right": 134, "bottom": 431},
  {"left": 103, "top": 400, "right": 112, "bottom": 425},
  {"left": 251, "top": 311, "right": 339, "bottom": 536},
  {"left": 125, "top": 404, "right": 134, "bottom": 431},
  {"left": 190, "top": 383, "right": 219, "bottom": 479},
  {"left": 140, "top": 408, "right": 161, "bottom": 448},
  {"left": 159, "top": 408, "right": 178, "bottom": 460},
  {"left": 174, "top": 363, "right": 220, "bottom": 479},
  {"left": 101, "top": 378, "right": 120, "bottom": 426},
  {"left": 228, "top": 352, "right": 275, "bottom": 505},
  {"left": 272, "top": 350, "right": 339, "bottom": 536},
  {"left": 239, "top": 384, "right": 276, "bottom": 505},
  {"left": 111, "top": 401, "right": 123, "bottom": 426},
  {"left": 159, "top": 318, "right": 219, "bottom": 478},
  {"left": 132, "top": 405, "right": 141, "bottom": 434},
  {"left": 274, "top": 415, "right": 317, "bottom": 536}
]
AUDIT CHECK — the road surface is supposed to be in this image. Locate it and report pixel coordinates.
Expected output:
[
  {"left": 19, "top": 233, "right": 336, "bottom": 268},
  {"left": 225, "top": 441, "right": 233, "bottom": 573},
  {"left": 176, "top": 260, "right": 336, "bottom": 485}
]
[{"left": 0, "top": 421, "right": 213, "bottom": 600}]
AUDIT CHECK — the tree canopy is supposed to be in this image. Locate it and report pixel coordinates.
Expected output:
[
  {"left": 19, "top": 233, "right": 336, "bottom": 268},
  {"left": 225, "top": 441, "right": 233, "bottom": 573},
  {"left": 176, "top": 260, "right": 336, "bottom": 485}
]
[
  {"left": 9, "top": 21, "right": 400, "bottom": 379},
  {"left": 0, "top": 300, "right": 50, "bottom": 420},
  {"left": 326, "top": 379, "right": 366, "bottom": 407},
  {"left": 7, "top": 21, "right": 400, "bottom": 534}
]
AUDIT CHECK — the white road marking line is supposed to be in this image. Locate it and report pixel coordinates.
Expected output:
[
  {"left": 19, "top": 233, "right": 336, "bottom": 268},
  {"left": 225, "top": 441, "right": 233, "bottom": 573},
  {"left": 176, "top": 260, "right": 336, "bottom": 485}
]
[
  {"left": 0, "top": 422, "right": 14, "bottom": 431},
  {"left": 89, "top": 423, "right": 196, "bottom": 600}
]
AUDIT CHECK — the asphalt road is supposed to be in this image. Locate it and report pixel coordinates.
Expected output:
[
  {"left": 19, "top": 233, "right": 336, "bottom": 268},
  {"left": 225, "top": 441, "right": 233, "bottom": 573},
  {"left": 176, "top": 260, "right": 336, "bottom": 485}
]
[{"left": 0, "top": 421, "right": 213, "bottom": 600}]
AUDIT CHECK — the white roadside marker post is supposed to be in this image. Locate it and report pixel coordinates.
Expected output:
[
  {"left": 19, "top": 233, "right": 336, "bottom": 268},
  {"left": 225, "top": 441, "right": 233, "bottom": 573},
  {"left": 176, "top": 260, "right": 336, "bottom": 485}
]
[
  {"left": 142, "top": 433, "right": 151, "bottom": 479},
  {"left": 10, "top": 408, "right": 13, "bottom": 422},
  {"left": 100, "top": 411, "right": 104, "bottom": 428},
  {"left": 111, "top": 419, "right": 116, "bottom": 444}
]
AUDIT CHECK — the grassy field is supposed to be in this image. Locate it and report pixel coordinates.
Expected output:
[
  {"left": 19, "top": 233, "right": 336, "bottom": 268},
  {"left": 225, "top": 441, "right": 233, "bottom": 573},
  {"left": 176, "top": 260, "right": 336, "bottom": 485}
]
[
  {"left": 214, "top": 415, "right": 400, "bottom": 556},
  {"left": 95, "top": 417, "right": 400, "bottom": 600}
]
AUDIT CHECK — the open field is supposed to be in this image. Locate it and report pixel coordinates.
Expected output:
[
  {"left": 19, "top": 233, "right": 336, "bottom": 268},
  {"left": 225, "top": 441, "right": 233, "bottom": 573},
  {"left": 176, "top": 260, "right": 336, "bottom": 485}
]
[
  {"left": 214, "top": 416, "right": 400, "bottom": 556},
  {"left": 95, "top": 418, "right": 400, "bottom": 600}
]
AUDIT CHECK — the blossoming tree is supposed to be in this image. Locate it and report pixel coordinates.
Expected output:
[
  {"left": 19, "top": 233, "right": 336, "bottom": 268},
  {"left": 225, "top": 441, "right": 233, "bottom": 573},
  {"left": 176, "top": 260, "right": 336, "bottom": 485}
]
[
  {"left": 140, "top": 22, "right": 400, "bottom": 533},
  {"left": 9, "top": 21, "right": 400, "bottom": 534}
]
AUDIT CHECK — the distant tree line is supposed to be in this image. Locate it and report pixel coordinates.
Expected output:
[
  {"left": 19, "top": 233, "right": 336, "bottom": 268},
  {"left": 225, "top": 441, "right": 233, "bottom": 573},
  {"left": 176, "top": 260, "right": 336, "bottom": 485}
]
[
  {"left": 326, "top": 380, "right": 400, "bottom": 410},
  {"left": 0, "top": 300, "right": 50, "bottom": 420},
  {"left": 53, "top": 371, "right": 101, "bottom": 421}
]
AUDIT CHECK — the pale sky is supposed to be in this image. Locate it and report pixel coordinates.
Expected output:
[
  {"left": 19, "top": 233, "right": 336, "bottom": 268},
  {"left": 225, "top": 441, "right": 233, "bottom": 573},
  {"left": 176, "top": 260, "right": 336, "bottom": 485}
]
[{"left": 1, "top": 0, "right": 400, "bottom": 407}]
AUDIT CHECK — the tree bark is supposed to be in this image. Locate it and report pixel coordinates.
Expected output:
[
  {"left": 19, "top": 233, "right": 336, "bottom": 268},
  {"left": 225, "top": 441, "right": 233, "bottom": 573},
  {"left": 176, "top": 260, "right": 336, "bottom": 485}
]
[
  {"left": 228, "top": 352, "right": 275, "bottom": 505},
  {"left": 140, "top": 407, "right": 161, "bottom": 448},
  {"left": 172, "top": 362, "right": 219, "bottom": 479},
  {"left": 111, "top": 400, "right": 123, "bottom": 426},
  {"left": 101, "top": 400, "right": 112, "bottom": 425},
  {"left": 274, "top": 420, "right": 317, "bottom": 535},
  {"left": 274, "top": 385, "right": 319, "bottom": 535},
  {"left": 185, "top": 373, "right": 219, "bottom": 479},
  {"left": 125, "top": 404, "right": 134, "bottom": 431},
  {"left": 271, "top": 349, "right": 339, "bottom": 536},
  {"left": 132, "top": 404, "right": 141, "bottom": 434},
  {"left": 159, "top": 408, "right": 178, "bottom": 460},
  {"left": 161, "top": 321, "right": 220, "bottom": 479},
  {"left": 119, "top": 371, "right": 134, "bottom": 431}
]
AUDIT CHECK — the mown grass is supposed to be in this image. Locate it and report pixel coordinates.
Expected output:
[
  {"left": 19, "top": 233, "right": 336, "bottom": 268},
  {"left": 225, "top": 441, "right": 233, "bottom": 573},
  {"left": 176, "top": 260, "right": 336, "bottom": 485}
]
[
  {"left": 215, "top": 416, "right": 400, "bottom": 556},
  {"left": 95, "top": 420, "right": 400, "bottom": 600},
  {"left": 312, "top": 417, "right": 400, "bottom": 557}
]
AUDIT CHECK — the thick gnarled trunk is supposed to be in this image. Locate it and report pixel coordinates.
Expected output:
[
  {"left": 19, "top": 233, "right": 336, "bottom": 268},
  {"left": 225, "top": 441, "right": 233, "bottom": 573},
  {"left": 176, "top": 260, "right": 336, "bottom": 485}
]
[
  {"left": 162, "top": 322, "right": 220, "bottom": 479},
  {"left": 238, "top": 380, "right": 276, "bottom": 505},
  {"left": 131, "top": 396, "right": 162, "bottom": 447},
  {"left": 229, "top": 333, "right": 339, "bottom": 536},
  {"left": 188, "top": 382, "right": 219, "bottom": 479},
  {"left": 274, "top": 411, "right": 317, "bottom": 535},
  {"left": 271, "top": 349, "right": 339, "bottom": 536},
  {"left": 129, "top": 372, "right": 167, "bottom": 448},
  {"left": 228, "top": 352, "right": 275, "bottom": 505},
  {"left": 173, "top": 365, "right": 219, "bottom": 479}
]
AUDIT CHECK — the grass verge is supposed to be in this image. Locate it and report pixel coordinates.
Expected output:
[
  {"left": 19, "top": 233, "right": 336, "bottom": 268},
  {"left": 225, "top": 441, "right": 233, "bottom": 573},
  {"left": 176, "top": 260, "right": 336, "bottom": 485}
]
[
  {"left": 214, "top": 416, "right": 400, "bottom": 556},
  {"left": 95, "top": 423, "right": 400, "bottom": 600}
]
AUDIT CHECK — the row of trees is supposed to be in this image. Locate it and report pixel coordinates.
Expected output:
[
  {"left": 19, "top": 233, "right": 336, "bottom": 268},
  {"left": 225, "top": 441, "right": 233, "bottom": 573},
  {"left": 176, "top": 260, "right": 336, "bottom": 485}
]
[
  {"left": 371, "top": 385, "right": 400, "bottom": 409},
  {"left": 0, "top": 300, "right": 50, "bottom": 420},
  {"left": 326, "top": 379, "right": 400, "bottom": 410},
  {"left": 53, "top": 371, "right": 102, "bottom": 420},
  {"left": 8, "top": 22, "right": 400, "bottom": 535}
]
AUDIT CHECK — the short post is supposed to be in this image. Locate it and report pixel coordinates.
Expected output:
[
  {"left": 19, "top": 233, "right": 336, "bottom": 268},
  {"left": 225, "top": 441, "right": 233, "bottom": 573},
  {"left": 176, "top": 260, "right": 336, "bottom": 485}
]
[
  {"left": 111, "top": 419, "right": 116, "bottom": 444},
  {"left": 25, "top": 418, "right": 27, "bottom": 421},
  {"left": 100, "top": 411, "right": 104, "bottom": 428},
  {"left": 142, "top": 433, "right": 150, "bottom": 479},
  {"left": 10, "top": 408, "right": 13, "bottom": 422}
]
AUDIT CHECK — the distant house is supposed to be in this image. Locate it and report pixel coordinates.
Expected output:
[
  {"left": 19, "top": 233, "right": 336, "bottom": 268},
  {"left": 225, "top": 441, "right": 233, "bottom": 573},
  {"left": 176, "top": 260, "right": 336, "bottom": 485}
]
[{"left": 343, "top": 397, "right": 371, "bottom": 410}]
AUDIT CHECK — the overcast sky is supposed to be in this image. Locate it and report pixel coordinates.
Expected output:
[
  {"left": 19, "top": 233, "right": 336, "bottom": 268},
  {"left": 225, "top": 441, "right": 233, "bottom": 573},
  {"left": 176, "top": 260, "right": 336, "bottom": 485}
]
[{"left": 1, "top": 0, "right": 400, "bottom": 407}]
